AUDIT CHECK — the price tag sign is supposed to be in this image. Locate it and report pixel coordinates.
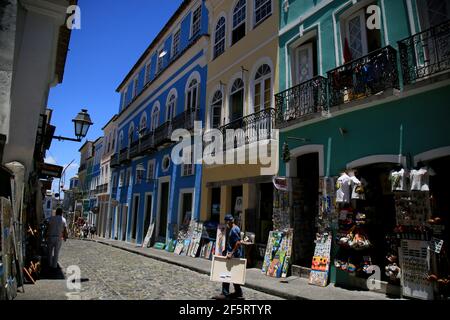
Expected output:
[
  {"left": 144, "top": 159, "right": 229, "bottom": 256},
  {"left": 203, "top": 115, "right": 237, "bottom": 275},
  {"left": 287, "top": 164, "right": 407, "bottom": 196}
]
[{"left": 429, "top": 238, "right": 444, "bottom": 254}]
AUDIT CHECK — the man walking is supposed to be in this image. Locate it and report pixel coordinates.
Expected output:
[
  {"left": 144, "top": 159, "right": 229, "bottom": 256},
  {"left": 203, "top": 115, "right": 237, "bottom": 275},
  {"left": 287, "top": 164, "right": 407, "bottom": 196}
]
[
  {"left": 46, "top": 208, "right": 68, "bottom": 269},
  {"left": 214, "top": 214, "right": 244, "bottom": 300}
]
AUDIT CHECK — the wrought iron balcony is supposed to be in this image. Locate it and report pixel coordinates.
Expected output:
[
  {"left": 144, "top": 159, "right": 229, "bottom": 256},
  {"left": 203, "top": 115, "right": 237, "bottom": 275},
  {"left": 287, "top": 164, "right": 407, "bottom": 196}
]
[
  {"left": 327, "top": 46, "right": 399, "bottom": 107},
  {"left": 275, "top": 76, "right": 328, "bottom": 128},
  {"left": 153, "top": 121, "right": 172, "bottom": 147},
  {"left": 96, "top": 183, "right": 108, "bottom": 194},
  {"left": 110, "top": 154, "right": 120, "bottom": 168},
  {"left": 399, "top": 20, "right": 450, "bottom": 85},
  {"left": 138, "top": 131, "right": 155, "bottom": 155},
  {"left": 119, "top": 147, "right": 129, "bottom": 163},
  {"left": 219, "top": 108, "right": 276, "bottom": 150},
  {"left": 171, "top": 108, "right": 199, "bottom": 132},
  {"left": 129, "top": 140, "right": 139, "bottom": 158}
]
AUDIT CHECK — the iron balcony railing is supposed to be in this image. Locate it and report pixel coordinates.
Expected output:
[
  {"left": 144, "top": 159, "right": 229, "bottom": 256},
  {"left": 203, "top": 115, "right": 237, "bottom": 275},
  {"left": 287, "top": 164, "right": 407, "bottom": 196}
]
[
  {"left": 153, "top": 121, "right": 172, "bottom": 147},
  {"left": 129, "top": 140, "right": 139, "bottom": 158},
  {"left": 110, "top": 154, "right": 120, "bottom": 168},
  {"left": 138, "top": 131, "right": 155, "bottom": 155},
  {"left": 171, "top": 108, "right": 199, "bottom": 132},
  {"left": 275, "top": 76, "right": 328, "bottom": 128},
  {"left": 327, "top": 45, "right": 399, "bottom": 107},
  {"left": 219, "top": 108, "right": 276, "bottom": 150},
  {"left": 119, "top": 147, "right": 129, "bottom": 163},
  {"left": 96, "top": 183, "right": 108, "bottom": 194},
  {"left": 399, "top": 20, "right": 450, "bottom": 85}
]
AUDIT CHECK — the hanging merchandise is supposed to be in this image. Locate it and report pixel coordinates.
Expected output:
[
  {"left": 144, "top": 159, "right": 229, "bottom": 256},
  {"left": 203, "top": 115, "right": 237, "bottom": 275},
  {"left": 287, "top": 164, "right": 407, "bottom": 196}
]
[
  {"left": 395, "top": 191, "right": 432, "bottom": 227},
  {"left": 385, "top": 254, "right": 401, "bottom": 282},
  {"left": 399, "top": 239, "right": 434, "bottom": 300},
  {"left": 348, "top": 170, "right": 366, "bottom": 200},
  {"left": 309, "top": 233, "right": 332, "bottom": 287},
  {"left": 264, "top": 229, "right": 293, "bottom": 278},
  {"left": 336, "top": 171, "right": 351, "bottom": 203},
  {"left": 410, "top": 167, "right": 435, "bottom": 191},
  {"left": 389, "top": 168, "right": 409, "bottom": 192}
]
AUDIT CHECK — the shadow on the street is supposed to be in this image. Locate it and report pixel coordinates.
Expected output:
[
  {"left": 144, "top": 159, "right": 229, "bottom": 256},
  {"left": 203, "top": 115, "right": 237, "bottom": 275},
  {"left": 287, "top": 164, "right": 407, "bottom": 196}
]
[{"left": 39, "top": 261, "right": 66, "bottom": 280}]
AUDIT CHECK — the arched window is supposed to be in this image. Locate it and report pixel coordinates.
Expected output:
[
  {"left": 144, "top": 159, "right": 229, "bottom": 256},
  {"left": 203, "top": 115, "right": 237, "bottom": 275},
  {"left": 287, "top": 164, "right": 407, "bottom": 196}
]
[
  {"left": 151, "top": 104, "right": 160, "bottom": 131},
  {"left": 230, "top": 78, "right": 244, "bottom": 121},
  {"left": 167, "top": 94, "right": 177, "bottom": 121},
  {"left": 186, "top": 78, "right": 199, "bottom": 111},
  {"left": 232, "top": 0, "right": 246, "bottom": 45},
  {"left": 214, "top": 17, "right": 226, "bottom": 59},
  {"left": 119, "top": 131, "right": 124, "bottom": 151},
  {"left": 140, "top": 113, "right": 147, "bottom": 133},
  {"left": 112, "top": 130, "right": 116, "bottom": 151},
  {"left": 210, "top": 91, "right": 223, "bottom": 129},
  {"left": 128, "top": 122, "right": 135, "bottom": 146},
  {"left": 254, "top": 64, "right": 272, "bottom": 113}
]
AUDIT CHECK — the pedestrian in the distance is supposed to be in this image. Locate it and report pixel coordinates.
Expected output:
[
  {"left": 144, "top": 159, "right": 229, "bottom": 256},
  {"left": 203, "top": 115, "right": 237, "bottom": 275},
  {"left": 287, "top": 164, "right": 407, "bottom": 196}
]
[
  {"left": 214, "top": 214, "right": 244, "bottom": 300},
  {"left": 46, "top": 208, "right": 68, "bottom": 269},
  {"left": 90, "top": 224, "right": 96, "bottom": 239}
]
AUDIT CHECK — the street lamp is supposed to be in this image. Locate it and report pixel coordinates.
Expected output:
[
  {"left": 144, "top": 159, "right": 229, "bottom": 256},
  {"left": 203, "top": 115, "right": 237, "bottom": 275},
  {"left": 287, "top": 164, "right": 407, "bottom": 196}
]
[{"left": 53, "top": 109, "right": 93, "bottom": 142}]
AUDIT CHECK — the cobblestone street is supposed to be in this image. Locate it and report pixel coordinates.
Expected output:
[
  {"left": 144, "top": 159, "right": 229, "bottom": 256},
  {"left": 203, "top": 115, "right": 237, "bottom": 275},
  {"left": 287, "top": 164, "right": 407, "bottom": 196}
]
[{"left": 52, "top": 239, "right": 282, "bottom": 300}]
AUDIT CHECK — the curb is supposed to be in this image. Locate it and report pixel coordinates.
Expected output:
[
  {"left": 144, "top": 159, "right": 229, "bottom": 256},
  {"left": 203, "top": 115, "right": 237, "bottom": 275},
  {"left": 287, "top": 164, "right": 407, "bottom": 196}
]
[{"left": 88, "top": 238, "right": 303, "bottom": 300}]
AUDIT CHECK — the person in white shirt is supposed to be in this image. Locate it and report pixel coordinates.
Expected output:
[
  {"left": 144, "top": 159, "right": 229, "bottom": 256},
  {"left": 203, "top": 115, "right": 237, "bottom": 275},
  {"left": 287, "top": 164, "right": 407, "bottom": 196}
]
[
  {"left": 46, "top": 208, "right": 68, "bottom": 269},
  {"left": 336, "top": 171, "right": 351, "bottom": 203}
]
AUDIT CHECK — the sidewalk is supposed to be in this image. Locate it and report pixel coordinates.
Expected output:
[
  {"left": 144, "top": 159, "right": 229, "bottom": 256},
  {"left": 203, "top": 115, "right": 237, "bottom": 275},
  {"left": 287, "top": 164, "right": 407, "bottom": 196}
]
[{"left": 90, "top": 237, "right": 399, "bottom": 300}]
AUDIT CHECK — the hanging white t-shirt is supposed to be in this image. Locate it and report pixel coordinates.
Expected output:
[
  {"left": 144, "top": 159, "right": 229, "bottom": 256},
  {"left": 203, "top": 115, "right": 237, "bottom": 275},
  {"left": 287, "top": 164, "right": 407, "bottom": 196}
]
[
  {"left": 390, "top": 169, "right": 408, "bottom": 192},
  {"left": 410, "top": 167, "right": 435, "bottom": 191},
  {"left": 350, "top": 176, "right": 366, "bottom": 200},
  {"left": 336, "top": 173, "right": 351, "bottom": 203}
]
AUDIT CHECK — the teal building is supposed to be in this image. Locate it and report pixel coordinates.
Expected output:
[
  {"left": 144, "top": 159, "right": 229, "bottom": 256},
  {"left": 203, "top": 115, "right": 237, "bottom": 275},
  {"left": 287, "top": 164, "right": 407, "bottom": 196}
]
[{"left": 275, "top": 0, "right": 450, "bottom": 294}]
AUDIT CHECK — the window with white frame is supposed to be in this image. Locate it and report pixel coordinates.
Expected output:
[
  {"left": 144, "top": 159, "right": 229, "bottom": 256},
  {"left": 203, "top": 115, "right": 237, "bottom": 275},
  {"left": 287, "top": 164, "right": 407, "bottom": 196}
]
[
  {"left": 136, "top": 164, "right": 145, "bottom": 184},
  {"left": 191, "top": 5, "right": 202, "bottom": 38},
  {"left": 140, "top": 113, "right": 147, "bottom": 134},
  {"left": 182, "top": 149, "right": 194, "bottom": 177},
  {"left": 112, "top": 130, "right": 116, "bottom": 151},
  {"left": 147, "top": 160, "right": 155, "bottom": 181},
  {"left": 122, "top": 89, "right": 128, "bottom": 109},
  {"left": 145, "top": 62, "right": 151, "bottom": 84},
  {"left": 172, "top": 28, "right": 181, "bottom": 57},
  {"left": 133, "top": 77, "right": 139, "bottom": 97},
  {"left": 151, "top": 104, "right": 160, "bottom": 131},
  {"left": 119, "top": 131, "right": 124, "bottom": 151},
  {"left": 126, "top": 168, "right": 131, "bottom": 186},
  {"left": 210, "top": 90, "right": 223, "bottom": 129},
  {"left": 214, "top": 17, "right": 226, "bottom": 59},
  {"left": 157, "top": 46, "right": 164, "bottom": 74},
  {"left": 254, "top": 0, "right": 272, "bottom": 26},
  {"left": 253, "top": 64, "right": 272, "bottom": 113},
  {"left": 232, "top": 0, "right": 246, "bottom": 45},
  {"left": 119, "top": 171, "right": 124, "bottom": 187},
  {"left": 128, "top": 123, "right": 135, "bottom": 146},
  {"left": 186, "top": 78, "right": 199, "bottom": 111},
  {"left": 167, "top": 93, "right": 177, "bottom": 121},
  {"left": 230, "top": 78, "right": 244, "bottom": 121}
]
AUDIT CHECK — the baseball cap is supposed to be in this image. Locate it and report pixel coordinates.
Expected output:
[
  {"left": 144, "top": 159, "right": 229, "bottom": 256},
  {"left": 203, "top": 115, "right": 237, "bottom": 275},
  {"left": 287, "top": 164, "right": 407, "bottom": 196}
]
[{"left": 224, "top": 214, "right": 234, "bottom": 222}]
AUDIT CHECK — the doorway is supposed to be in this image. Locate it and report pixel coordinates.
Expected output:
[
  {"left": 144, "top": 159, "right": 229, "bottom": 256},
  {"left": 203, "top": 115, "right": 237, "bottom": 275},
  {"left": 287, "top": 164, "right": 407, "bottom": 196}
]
[
  {"left": 158, "top": 182, "right": 170, "bottom": 240},
  {"left": 210, "top": 187, "right": 221, "bottom": 223},
  {"left": 131, "top": 195, "right": 139, "bottom": 242},
  {"left": 258, "top": 183, "right": 274, "bottom": 244},
  {"left": 295, "top": 152, "right": 319, "bottom": 267},
  {"left": 143, "top": 194, "right": 153, "bottom": 242},
  {"left": 180, "top": 192, "right": 193, "bottom": 226},
  {"left": 121, "top": 204, "right": 128, "bottom": 241}
]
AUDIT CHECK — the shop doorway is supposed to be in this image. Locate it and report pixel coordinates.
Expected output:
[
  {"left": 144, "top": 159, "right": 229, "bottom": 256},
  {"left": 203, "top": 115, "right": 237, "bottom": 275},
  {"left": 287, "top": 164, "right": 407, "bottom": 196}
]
[
  {"left": 131, "top": 195, "right": 139, "bottom": 242},
  {"left": 121, "top": 204, "right": 128, "bottom": 241},
  {"left": 295, "top": 152, "right": 319, "bottom": 267},
  {"left": 180, "top": 192, "right": 193, "bottom": 225},
  {"left": 210, "top": 188, "right": 221, "bottom": 223},
  {"left": 258, "top": 183, "right": 274, "bottom": 244},
  {"left": 158, "top": 182, "right": 169, "bottom": 240},
  {"left": 231, "top": 185, "right": 243, "bottom": 220},
  {"left": 353, "top": 163, "right": 397, "bottom": 281},
  {"left": 142, "top": 194, "right": 153, "bottom": 242}
]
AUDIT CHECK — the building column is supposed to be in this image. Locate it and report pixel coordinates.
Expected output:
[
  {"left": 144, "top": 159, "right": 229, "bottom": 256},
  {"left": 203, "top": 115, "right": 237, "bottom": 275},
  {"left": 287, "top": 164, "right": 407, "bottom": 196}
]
[{"left": 220, "top": 185, "right": 232, "bottom": 222}]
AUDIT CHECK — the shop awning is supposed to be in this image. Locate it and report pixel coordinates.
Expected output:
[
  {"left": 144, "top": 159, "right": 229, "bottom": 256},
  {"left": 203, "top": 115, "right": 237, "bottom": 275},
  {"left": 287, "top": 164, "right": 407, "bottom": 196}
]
[{"left": 38, "top": 162, "right": 63, "bottom": 179}]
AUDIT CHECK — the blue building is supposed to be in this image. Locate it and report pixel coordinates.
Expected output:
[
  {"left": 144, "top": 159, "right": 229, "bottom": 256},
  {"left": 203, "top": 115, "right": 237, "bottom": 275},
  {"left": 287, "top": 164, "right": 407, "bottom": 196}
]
[
  {"left": 110, "top": 0, "right": 209, "bottom": 245},
  {"left": 89, "top": 137, "right": 103, "bottom": 225}
]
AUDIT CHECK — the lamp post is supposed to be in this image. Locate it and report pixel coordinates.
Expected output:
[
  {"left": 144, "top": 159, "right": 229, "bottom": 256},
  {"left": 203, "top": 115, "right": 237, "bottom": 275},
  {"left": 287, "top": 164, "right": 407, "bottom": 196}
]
[{"left": 53, "top": 109, "right": 93, "bottom": 142}]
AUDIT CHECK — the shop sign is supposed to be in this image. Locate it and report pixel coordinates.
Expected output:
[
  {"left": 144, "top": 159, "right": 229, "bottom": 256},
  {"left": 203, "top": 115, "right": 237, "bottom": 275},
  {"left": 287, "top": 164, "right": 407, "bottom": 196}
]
[
  {"left": 273, "top": 177, "right": 289, "bottom": 191},
  {"left": 429, "top": 238, "right": 444, "bottom": 254}
]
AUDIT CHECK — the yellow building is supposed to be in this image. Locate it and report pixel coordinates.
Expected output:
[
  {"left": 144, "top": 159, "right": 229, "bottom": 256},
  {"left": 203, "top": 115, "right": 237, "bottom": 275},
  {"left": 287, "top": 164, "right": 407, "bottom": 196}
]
[{"left": 201, "top": 0, "right": 279, "bottom": 247}]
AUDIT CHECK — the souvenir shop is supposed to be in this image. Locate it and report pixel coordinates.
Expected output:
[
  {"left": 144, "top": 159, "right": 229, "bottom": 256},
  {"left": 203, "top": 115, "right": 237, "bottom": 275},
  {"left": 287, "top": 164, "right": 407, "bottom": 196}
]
[{"left": 333, "top": 157, "right": 449, "bottom": 300}]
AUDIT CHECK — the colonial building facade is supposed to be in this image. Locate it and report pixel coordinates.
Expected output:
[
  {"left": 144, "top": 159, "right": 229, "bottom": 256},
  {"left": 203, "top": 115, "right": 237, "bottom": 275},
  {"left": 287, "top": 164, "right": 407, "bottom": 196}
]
[{"left": 109, "top": 0, "right": 209, "bottom": 245}]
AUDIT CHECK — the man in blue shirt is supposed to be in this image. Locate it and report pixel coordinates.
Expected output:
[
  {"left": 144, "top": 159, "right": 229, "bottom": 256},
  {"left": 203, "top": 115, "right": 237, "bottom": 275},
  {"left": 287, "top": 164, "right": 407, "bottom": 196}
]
[{"left": 214, "top": 214, "right": 243, "bottom": 300}]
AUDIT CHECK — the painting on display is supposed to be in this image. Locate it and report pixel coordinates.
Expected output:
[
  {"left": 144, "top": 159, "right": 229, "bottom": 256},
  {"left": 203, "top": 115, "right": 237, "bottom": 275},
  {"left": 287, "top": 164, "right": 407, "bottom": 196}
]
[
  {"left": 309, "top": 233, "right": 332, "bottom": 287},
  {"left": 215, "top": 224, "right": 226, "bottom": 256},
  {"left": 210, "top": 256, "right": 247, "bottom": 285},
  {"left": 142, "top": 222, "right": 155, "bottom": 248}
]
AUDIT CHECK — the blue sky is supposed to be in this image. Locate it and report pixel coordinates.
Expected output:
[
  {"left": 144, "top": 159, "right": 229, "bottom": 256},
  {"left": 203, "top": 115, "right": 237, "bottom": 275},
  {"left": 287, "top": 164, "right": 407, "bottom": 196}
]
[{"left": 46, "top": 0, "right": 183, "bottom": 193}]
